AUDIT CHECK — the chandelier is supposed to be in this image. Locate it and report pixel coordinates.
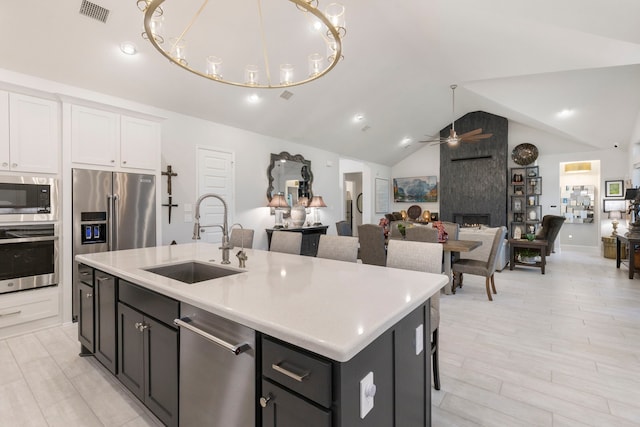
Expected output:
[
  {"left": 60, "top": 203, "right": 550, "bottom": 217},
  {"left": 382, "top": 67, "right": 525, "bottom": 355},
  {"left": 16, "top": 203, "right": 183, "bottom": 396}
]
[{"left": 137, "top": 0, "right": 346, "bottom": 89}]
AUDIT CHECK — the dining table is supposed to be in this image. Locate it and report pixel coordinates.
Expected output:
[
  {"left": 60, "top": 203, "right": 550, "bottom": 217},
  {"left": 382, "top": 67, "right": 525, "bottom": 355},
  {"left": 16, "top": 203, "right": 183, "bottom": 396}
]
[{"left": 441, "top": 239, "right": 483, "bottom": 294}]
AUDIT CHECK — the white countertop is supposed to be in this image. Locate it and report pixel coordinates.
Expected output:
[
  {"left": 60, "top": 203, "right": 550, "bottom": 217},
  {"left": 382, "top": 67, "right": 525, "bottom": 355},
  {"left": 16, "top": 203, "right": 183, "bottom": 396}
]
[{"left": 76, "top": 243, "right": 447, "bottom": 362}]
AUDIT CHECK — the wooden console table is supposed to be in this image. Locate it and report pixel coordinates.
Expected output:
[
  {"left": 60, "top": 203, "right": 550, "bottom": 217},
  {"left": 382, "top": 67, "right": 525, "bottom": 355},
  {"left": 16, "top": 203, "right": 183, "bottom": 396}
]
[
  {"left": 266, "top": 225, "right": 329, "bottom": 256},
  {"left": 509, "top": 239, "right": 548, "bottom": 274},
  {"left": 616, "top": 234, "right": 640, "bottom": 279}
]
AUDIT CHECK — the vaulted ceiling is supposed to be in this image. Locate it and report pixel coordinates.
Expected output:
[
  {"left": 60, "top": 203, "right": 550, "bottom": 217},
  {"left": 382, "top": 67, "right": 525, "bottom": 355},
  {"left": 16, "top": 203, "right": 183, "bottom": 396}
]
[{"left": 1, "top": 0, "right": 639, "bottom": 165}]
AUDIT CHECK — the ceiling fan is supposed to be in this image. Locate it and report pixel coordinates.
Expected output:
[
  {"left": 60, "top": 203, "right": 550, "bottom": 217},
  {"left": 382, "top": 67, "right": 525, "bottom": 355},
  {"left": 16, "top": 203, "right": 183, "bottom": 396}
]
[{"left": 419, "top": 84, "right": 493, "bottom": 146}]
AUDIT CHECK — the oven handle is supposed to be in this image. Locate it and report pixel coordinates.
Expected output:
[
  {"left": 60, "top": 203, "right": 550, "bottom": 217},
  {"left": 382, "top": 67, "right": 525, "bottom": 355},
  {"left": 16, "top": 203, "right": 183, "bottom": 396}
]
[{"left": 0, "top": 235, "right": 58, "bottom": 245}]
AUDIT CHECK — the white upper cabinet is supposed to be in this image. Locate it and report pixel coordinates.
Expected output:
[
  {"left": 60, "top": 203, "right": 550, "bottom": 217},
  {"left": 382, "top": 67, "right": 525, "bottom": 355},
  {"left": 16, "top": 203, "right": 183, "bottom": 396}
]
[
  {"left": 71, "top": 105, "right": 159, "bottom": 171},
  {"left": 71, "top": 105, "right": 120, "bottom": 167},
  {"left": 120, "top": 115, "right": 159, "bottom": 171},
  {"left": 0, "top": 92, "right": 59, "bottom": 174}
]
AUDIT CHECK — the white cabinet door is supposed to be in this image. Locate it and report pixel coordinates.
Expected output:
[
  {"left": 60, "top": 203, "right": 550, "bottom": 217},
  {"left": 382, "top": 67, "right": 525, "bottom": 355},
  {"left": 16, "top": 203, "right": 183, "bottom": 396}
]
[
  {"left": 71, "top": 105, "right": 119, "bottom": 167},
  {"left": 8, "top": 93, "right": 59, "bottom": 174},
  {"left": 120, "top": 115, "right": 159, "bottom": 170},
  {"left": 0, "top": 91, "right": 9, "bottom": 171}
]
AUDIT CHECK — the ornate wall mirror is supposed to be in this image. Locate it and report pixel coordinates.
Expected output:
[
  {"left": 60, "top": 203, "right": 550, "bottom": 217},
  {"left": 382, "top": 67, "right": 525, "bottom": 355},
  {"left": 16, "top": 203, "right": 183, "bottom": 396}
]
[{"left": 267, "top": 152, "right": 313, "bottom": 205}]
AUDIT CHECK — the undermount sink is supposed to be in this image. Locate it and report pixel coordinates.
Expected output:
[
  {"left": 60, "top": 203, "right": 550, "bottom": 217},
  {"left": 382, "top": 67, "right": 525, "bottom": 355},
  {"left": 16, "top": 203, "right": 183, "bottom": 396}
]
[{"left": 144, "top": 261, "right": 242, "bottom": 284}]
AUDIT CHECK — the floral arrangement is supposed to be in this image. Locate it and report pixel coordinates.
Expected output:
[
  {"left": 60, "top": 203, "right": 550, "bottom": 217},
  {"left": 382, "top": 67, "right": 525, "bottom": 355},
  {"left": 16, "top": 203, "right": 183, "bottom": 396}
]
[
  {"left": 378, "top": 217, "right": 390, "bottom": 238},
  {"left": 432, "top": 221, "right": 448, "bottom": 242}
]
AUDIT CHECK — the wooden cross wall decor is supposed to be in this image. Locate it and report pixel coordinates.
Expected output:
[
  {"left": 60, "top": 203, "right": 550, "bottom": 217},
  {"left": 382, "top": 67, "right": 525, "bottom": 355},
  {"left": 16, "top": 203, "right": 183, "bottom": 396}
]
[{"left": 161, "top": 165, "right": 178, "bottom": 223}]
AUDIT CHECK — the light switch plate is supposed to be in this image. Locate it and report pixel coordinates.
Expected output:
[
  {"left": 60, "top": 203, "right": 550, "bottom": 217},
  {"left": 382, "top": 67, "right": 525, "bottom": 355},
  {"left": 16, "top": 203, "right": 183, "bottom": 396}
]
[
  {"left": 184, "top": 203, "right": 192, "bottom": 212},
  {"left": 360, "top": 371, "right": 375, "bottom": 419},
  {"left": 184, "top": 213, "right": 192, "bottom": 223},
  {"left": 415, "top": 324, "right": 424, "bottom": 355}
]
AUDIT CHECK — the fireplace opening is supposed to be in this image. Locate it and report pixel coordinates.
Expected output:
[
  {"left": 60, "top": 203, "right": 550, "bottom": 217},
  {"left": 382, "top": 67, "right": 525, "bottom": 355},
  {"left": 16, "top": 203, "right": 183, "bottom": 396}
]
[{"left": 453, "top": 213, "right": 491, "bottom": 228}]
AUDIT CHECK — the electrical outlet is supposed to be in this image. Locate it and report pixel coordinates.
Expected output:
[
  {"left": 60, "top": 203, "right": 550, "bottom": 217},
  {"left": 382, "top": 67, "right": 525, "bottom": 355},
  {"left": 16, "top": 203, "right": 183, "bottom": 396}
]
[{"left": 360, "top": 371, "right": 376, "bottom": 419}]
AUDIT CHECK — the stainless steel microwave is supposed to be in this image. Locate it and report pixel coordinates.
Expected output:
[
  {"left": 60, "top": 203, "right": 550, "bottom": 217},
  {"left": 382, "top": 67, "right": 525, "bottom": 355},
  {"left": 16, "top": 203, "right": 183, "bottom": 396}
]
[{"left": 0, "top": 176, "right": 58, "bottom": 222}]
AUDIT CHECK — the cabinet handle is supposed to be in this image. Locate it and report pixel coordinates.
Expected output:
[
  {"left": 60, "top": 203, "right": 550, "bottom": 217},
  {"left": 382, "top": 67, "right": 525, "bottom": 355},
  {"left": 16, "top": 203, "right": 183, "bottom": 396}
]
[
  {"left": 11, "top": 163, "right": 17, "bottom": 168},
  {"left": 0, "top": 310, "right": 21, "bottom": 317},
  {"left": 1, "top": 162, "right": 7, "bottom": 167},
  {"left": 134, "top": 322, "right": 143, "bottom": 332},
  {"left": 271, "top": 363, "right": 309, "bottom": 382},
  {"left": 259, "top": 393, "right": 273, "bottom": 408},
  {"left": 110, "top": 159, "right": 115, "bottom": 163},
  {"left": 86, "top": 293, "right": 92, "bottom": 298},
  {"left": 80, "top": 271, "right": 91, "bottom": 277},
  {"left": 122, "top": 160, "right": 127, "bottom": 164},
  {"left": 96, "top": 276, "right": 110, "bottom": 282}
]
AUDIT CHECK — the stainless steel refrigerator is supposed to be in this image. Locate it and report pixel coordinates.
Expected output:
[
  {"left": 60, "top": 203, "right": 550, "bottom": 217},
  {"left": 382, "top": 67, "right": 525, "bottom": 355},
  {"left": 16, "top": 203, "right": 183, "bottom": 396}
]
[{"left": 72, "top": 168, "right": 156, "bottom": 321}]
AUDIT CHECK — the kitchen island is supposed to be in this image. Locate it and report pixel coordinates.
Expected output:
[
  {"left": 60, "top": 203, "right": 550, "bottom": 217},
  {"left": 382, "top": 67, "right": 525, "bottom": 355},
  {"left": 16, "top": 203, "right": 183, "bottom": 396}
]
[{"left": 76, "top": 243, "right": 447, "bottom": 427}]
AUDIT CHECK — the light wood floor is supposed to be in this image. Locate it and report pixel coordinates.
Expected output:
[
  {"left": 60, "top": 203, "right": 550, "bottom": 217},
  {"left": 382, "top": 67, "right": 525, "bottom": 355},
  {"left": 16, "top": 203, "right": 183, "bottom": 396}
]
[{"left": 1, "top": 247, "right": 639, "bottom": 426}]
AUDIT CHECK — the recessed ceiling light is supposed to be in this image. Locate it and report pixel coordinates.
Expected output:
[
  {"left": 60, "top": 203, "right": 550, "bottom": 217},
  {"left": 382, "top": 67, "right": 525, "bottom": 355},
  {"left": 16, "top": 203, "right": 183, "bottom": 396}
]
[
  {"left": 354, "top": 114, "right": 364, "bottom": 122},
  {"left": 248, "top": 93, "right": 261, "bottom": 103},
  {"left": 556, "top": 109, "right": 574, "bottom": 119},
  {"left": 120, "top": 41, "right": 137, "bottom": 55},
  {"left": 400, "top": 138, "right": 411, "bottom": 146}
]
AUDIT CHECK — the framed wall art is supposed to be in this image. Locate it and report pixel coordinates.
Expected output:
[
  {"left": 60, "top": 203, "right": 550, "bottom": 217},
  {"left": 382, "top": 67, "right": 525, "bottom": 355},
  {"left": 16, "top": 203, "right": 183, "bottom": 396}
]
[
  {"left": 375, "top": 178, "right": 389, "bottom": 213},
  {"left": 392, "top": 176, "right": 437, "bottom": 202},
  {"left": 605, "top": 180, "right": 624, "bottom": 197}
]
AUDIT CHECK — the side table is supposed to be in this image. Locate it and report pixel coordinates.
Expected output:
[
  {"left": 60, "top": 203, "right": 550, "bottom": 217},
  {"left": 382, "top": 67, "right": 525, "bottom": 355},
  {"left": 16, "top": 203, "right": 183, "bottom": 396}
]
[
  {"left": 616, "top": 234, "right": 640, "bottom": 279},
  {"left": 508, "top": 239, "right": 548, "bottom": 274}
]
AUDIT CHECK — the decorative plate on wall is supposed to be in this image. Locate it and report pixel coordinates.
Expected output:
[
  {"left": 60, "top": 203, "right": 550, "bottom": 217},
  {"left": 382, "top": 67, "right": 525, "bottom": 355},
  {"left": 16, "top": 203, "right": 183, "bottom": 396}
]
[
  {"left": 511, "top": 143, "right": 539, "bottom": 166},
  {"left": 407, "top": 205, "right": 422, "bottom": 220}
]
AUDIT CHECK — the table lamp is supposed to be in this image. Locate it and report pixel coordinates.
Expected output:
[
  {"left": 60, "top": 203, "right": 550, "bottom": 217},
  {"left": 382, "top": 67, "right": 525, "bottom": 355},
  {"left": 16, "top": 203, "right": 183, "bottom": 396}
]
[
  {"left": 308, "top": 196, "right": 327, "bottom": 226},
  {"left": 609, "top": 210, "right": 621, "bottom": 236},
  {"left": 268, "top": 193, "right": 289, "bottom": 229}
]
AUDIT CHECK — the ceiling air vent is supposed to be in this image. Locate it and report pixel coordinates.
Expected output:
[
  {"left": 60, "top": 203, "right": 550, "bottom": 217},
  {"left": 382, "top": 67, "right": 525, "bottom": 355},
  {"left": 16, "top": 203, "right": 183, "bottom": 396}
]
[
  {"left": 280, "top": 90, "right": 294, "bottom": 100},
  {"left": 79, "top": 0, "right": 110, "bottom": 23}
]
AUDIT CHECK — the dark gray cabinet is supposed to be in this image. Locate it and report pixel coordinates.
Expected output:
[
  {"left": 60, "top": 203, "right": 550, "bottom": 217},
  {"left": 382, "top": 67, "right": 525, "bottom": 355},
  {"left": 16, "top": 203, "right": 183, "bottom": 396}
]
[
  {"left": 117, "top": 280, "right": 179, "bottom": 427},
  {"left": 259, "top": 301, "right": 430, "bottom": 427},
  {"left": 77, "top": 281, "right": 94, "bottom": 353},
  {"left": 94, "top": 271, "right": 117, "bottom": 374}
]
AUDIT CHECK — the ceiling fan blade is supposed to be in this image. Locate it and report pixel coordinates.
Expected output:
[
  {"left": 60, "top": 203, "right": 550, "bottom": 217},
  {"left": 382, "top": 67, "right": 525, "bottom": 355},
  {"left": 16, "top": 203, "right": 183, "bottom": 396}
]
[
  {"left": 457, "top": 128, "right": 483, "bottom": 139},
  {"left": 462, "top": 133, "right": 493, "bottom": 141}
]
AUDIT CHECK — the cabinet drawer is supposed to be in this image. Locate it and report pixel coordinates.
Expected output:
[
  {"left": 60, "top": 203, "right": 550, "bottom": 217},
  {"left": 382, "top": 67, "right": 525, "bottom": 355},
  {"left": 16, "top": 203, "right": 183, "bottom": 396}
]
[
  {"left": 0, "top": 287, "right": 58, "bottom": 329},
  {"left": 262, "top": 336, "right": 332, "bottom": 408},
  {"left": 261, "top": 379, "right": 331, "bottom": 427},
  {"left": 78, "top": 264, "right": 93, "bottom": 286},
  {"left": 118, "top": 280, "right": 179, "bottom": 326}
]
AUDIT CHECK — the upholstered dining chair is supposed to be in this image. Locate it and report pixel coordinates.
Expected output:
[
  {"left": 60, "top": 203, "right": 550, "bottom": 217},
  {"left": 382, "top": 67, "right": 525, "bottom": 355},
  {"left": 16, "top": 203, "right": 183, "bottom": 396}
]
[
  {"left": 386, "top": 239, "right": 443, "bottom": 390},
  {"left": 316, "top": 235, "right": 359, "bottom": 263},
  {"left": 269, "top": 231, "right": 302, "bottom": 255},
  {"left": 442, "top": 221, "right": 459, "bottom": 241},
  {"left": 357, "top": 224, "right": 386, "bottom": 266},
  {"left": 229, "top": 228, "right": 254, "bottom": 249},
  {"left": 335, "top": 220, "right": 353, "bottom": 236},
  {"left": 405, "top": 226, "right": 438, "bottom": 243},
  {"left": 451, "top": 226, "right": 507, "bottom": 301}
]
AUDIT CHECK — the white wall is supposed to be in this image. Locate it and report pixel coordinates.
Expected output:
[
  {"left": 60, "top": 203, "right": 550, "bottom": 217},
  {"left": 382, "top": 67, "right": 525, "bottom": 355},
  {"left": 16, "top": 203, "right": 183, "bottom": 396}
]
[
  {"left": 339, "top": 158, "right": 391, "bottom": 226},
  {"left": 160, "top": 111, "right": 342, "bottom": 250},
  {"left": 389, "top": 145, "right": 440, "bottom": 216}
]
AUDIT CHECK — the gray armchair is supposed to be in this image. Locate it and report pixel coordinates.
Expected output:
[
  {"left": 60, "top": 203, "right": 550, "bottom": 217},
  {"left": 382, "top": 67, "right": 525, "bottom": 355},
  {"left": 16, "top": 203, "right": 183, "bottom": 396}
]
[{"left": 536, "top": 215, "right": 565, "bottom": 254}]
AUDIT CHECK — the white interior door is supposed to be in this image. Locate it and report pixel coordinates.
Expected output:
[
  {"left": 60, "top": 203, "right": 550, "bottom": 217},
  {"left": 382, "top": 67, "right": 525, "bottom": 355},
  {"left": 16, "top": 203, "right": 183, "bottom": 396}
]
[{"left": 197, "top": 148, "right": 234, "bottom": 244}]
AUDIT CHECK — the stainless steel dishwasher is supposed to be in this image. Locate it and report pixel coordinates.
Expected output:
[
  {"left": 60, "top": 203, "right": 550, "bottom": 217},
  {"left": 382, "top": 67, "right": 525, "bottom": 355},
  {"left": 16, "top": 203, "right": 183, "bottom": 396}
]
[{"left": 175, "top": 303, "right": 255, "bottom": 427}]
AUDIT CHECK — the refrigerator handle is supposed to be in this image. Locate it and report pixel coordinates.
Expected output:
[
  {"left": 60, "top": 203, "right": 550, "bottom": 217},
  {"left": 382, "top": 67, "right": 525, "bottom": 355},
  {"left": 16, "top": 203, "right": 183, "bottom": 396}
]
[
  {"left": 112, "top": 194, "right": 119, "bottom": 250},
  {"left": 107, "top": 194, "right": 114, "bottom": 251}
]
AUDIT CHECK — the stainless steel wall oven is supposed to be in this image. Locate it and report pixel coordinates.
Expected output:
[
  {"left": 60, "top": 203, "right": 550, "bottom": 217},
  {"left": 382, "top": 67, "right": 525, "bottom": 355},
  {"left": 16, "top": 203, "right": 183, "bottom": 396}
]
[{"left": 0, "top": 223, "right": 59, "bottom": 294}]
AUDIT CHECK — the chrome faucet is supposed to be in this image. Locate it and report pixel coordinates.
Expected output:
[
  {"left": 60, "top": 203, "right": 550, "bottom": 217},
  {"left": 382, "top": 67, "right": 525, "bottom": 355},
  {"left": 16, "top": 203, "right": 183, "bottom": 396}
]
[{"left": 193, "top": 193, "right": 232, "bottom": 264}]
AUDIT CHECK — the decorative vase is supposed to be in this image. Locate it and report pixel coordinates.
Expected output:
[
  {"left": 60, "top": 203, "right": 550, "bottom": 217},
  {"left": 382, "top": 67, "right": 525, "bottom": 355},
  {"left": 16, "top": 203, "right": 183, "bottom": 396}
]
[{"left": 290, "top": 205, "right": 306, "bottom": 228}]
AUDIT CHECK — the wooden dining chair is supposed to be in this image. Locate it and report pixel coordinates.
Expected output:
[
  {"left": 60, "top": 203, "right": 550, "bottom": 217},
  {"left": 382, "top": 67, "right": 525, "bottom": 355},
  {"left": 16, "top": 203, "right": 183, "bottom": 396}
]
[
  {"left": 386, "top": 239, "right": 443, "bottom": 390},
  {"left": 316, "top": 235, "right": 359, "bottom": 263}
]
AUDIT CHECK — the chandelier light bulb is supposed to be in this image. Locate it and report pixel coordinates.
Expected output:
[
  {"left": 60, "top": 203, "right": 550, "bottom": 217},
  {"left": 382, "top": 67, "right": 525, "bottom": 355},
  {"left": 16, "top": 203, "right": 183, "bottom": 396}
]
[
  {"left": 206, "top": 56, "right": 223, "bottom": 79},
  {"left": 245, "top": 65, "right": 259, "bottom": 86},
  {"left": 170, "top": 38, "right": 187, "bottom": 65},
  {"left": 280, "top": 64, "right": 294, "bottom": 85},
  {"left": 147, "top": 15, "right": 164, "bottom": 44},
  {"left": 308, "top": 53, "right": 323, "bottom": 77},
  {"left": 325, "top": 3, "right": 346, "bottom": 31}
]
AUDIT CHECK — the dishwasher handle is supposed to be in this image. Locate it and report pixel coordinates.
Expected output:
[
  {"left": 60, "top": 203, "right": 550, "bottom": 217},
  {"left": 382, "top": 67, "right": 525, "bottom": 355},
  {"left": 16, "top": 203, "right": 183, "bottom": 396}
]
[{"left": 174, "top": 317, "right": 251, "bottom": 356}]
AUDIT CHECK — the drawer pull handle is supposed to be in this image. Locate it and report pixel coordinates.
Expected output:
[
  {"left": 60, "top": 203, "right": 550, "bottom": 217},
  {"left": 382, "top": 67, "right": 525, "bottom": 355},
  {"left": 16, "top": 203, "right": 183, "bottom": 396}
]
[
  {"left": 259, "top": 393, "right": 273, "bottom": 408},
  {"left": 86, "top": 293, "right": 92, "bottom": 298},
  {"left": 80, "top": 271, "right": 90, "bottom": 276},
  {"left": 271, "top": 363, "right": 309, "bottom": 382},
  {"left": 0, "top": 310, "right": 21, "bottom": 317},
  {"left": 96, "top": 276, "right": 110, "bottom": 282}
]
